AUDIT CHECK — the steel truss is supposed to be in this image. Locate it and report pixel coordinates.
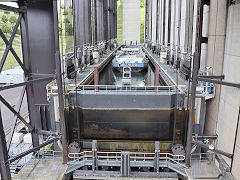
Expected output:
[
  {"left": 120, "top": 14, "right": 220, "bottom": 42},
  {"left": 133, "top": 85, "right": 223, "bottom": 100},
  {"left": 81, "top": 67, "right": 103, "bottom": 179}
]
[{"left": 0, "top": 2, "right": 66, "bottom": 179}]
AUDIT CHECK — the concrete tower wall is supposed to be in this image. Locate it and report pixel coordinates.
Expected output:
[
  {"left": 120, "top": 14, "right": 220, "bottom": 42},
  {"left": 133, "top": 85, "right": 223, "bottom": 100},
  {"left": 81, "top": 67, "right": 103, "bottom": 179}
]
[
  {"left": 122, "top": 0, "right": 141, "bottom": 44},
  {"left": 216, "top": 3, "right": 240, "bottom": 176}
]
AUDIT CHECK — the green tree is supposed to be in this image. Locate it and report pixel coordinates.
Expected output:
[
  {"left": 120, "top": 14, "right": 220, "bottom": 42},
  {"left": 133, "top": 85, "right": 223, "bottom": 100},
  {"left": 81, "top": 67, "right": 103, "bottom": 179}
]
[
  {"left": 140, "top": 0, "right": 145, "bottom": 8},
  {"left": 61, "top": 4, "right": 65, "bottom": 9},
  {"left": 4, "top": 11, "right": 10, "bottom": 14},
  {"left": 1, "top": 15, "right": 8, "bottom": 23},
  {"left": 1, "top": 24, "right": 11, "bottom": 35},
  {"left": 58, "top": 26, "right": 62, "bottom": 36},
  {"left": 63, "top": 18, "right": 70, "bottom": 24},
  {"left": 63, "top": 10, "right": 68, "bottom": 15},
  {"left": 9, "top": 16, "right": 17, "bottom": 24},
  {"left": 65, "top": 23, "right": 73, "bottom": 36}
]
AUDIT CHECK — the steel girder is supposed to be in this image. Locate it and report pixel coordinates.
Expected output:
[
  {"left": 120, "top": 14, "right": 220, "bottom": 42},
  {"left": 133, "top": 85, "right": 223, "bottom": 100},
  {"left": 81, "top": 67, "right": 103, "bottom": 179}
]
[{"left": 0, "top": 0, "right": 68, "bottom": 179}]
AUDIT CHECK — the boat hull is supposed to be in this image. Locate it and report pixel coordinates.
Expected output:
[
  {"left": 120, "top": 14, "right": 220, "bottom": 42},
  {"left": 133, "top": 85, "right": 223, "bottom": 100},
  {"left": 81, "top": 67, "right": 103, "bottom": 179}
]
[{"left": 112, "top": 61, "right": 148, "bottom": 72}]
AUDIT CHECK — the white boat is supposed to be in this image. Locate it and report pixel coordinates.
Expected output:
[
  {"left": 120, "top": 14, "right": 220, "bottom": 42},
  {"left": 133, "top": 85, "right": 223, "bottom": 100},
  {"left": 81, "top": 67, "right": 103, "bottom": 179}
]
[{"left": 112, "top": 45, "right": 149, "bottom": 72}]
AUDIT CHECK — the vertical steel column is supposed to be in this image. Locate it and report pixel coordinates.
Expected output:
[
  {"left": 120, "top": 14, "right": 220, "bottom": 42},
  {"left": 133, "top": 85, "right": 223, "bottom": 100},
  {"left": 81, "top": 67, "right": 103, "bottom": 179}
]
[
  {"left": 19, "top": 6, "right": 40, "bottom": 148},
  {"left": 94, "top": 66, "right": 99, "bottom": 91},
  {"left": 92, "top": 140, "right": 98, "bottom": 171},
  {"left": 92, "top": 0, "right": 97, "bottom": 43},
  {"left": 167, "top": 0, "right": 172, "bottom": 46},
  {"left": 121, "top": 151, "right": 130, "bottom": 177},
  {"left": 0, "top": 109, "right": 11, "bottom": 180},
  {"left": 155, "top": 67, "right": 160, "bottom": 86},
  {"left": 53, "top": 0, "right": 68, "bottom": 164},
  {"left": 145, "top": 0, "right": 149, "bottom": 41},
  {"left": 103, "top": 0, "right": 109, "bottom": 42},
  {"left": 154, "top": 141, "right": 160, "bottom": 172},
  {"left": 107, "top": 0, "right": 111, "bottom": 47},
  {"left": 185, "top": 52, "right": 199, "bottom": 167}
]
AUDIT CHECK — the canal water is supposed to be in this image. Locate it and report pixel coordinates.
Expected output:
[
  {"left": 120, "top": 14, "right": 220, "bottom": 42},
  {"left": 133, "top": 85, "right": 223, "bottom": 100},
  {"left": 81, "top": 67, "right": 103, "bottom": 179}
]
[{"left": 98, "top": 61, "right": 165, "bottom": 86}]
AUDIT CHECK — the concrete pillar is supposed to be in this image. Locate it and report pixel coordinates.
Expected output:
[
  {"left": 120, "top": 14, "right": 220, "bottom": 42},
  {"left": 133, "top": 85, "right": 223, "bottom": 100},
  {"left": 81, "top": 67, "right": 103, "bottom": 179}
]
[
  {"left": 151, "top": 0, "right": 157, "bottom": 44},
  {"left": 215, "top": 2, "right": 240, "bottom": 172},
  {"left": 204, "top": 0, "right": 228, "bottom": 136},
  {"left": 122, "top": 0, "right": 140, "bottom": 44},
  {"left": 164, "top": 0, "right": 169, "bottom": 46},
  {"left": 200, "top": 4, "right": 210, "bottom": 71}
]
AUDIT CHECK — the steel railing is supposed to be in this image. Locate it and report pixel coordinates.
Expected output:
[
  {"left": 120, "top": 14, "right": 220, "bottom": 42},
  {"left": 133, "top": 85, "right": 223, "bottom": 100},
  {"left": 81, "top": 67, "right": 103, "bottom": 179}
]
[
  {"left": 76, "top": 85, "right": 177, "bottom": 94},
  {"left": 68, "top": 151, "right": 185, "bottom": 164}
]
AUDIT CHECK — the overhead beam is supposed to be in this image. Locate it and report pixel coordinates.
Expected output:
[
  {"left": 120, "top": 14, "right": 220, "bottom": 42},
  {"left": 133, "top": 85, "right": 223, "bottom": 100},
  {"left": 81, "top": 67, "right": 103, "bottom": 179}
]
[
  {"left": 0, "top": 76, "right": 56, "bottom": 91},
  {"left": 0, "top": 4, "right": 26, "bottom": 13},
  {"left": 198, "top": 77, "right": 240, "bottom": 89},
  {"left": 198, "top": 75, "right": 225, "bottom": 80}
]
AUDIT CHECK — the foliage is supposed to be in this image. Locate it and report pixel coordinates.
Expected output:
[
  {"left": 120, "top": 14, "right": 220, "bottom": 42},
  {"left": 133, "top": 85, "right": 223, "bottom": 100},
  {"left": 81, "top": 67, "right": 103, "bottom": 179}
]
[
  {"left": 1, "top": 24, "right": 11, "bottom": 34},
  {"left": 61, "top": 4, "right": 65, "bottom": 9},
  {"left": 141, "top": 0, "right": 145, "bottom": 8},
  {"left": 63, "top": 18, "right": 70, "bottom": 24},
  {"left": 63, "top": 10, "right": 68, "bottom": 15},
  {"left": 65, "top": 23, "right": 73, "bottom": 36},
  {"left": 9, "top": 16, "right": 17, "bottom": 24},
  {"left": 4, "top": 11, "right": 10, "bottom": 14},
  {"left": 1, "top": 15, "right": 8, "bottom": 23},
  {"left": 58, "top": 26, "right": 62, "bottom": 36}
]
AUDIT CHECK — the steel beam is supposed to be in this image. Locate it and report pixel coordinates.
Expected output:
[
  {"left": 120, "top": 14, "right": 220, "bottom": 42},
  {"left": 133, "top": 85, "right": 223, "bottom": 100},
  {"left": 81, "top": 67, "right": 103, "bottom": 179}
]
[
  {"left": 0, "top": 4, "right": 26, "bottom": 13},
  {"left": 198, "top": 77, "right": 240, "bottom": 88},
  {"left": 94, "top": 66, "right": 99, "bottom": 91},
  {"left": 92, "top": 140, "right": 98, "bottom": 171},
  {"left": 55, "top": 52, "right": 68, "bottom": 164},
  {"left": 0, "top": 109, "right": 11, "bottom": 180},
  {"left": 195, "top": 135, "right": 218, "bottom": 140},
  {"left": 0, "top": 30, "right": 27, "bottom": 73},
  {"left": 193, "top": 140, "right": 233, "bottom": 159},
  {"left": 154, "top": 141, "right": 160, "bottom": 173},
  {"left": 6, "top": 82, "right": 27, "bottom": 151},
  {"left": 185, "top": 52, "right": 199, "bottom": 167},
  {"left": 198, "top": 75, "right": 225, "bottom": 79},
  {"left": 0, "top": 13, "right": 23, "bottom": 72},
  {"left": 53, "top": 0, "right": 68, "bottom": 163},
  {"left": 0, "top": 95, "right": 33, "bottom": 131},
  {"left": 0, "top": 76, "right": 56, "bottom": 91},
  {"left": 20, "top": 9, "right": 40, "bottom": 148},
  {"left": 7, "top": 137, "right": 59, "bottom": 164}
]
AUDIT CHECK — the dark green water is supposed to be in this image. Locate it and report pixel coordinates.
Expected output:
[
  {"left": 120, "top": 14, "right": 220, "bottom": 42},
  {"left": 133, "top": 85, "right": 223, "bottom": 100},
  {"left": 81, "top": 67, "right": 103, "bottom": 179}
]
[{"left": 98, "top": 61, "right": 165, "bottom": 86}]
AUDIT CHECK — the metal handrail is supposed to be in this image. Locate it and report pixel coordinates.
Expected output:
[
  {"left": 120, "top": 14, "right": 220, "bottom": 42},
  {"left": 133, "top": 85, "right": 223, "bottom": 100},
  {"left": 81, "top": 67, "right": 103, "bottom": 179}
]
[
  {"left": 77, "top": 85, "right": 176, "bottom": 94},
  {"left": 68, "top": 151, "right": 185, "bottom": 164}
]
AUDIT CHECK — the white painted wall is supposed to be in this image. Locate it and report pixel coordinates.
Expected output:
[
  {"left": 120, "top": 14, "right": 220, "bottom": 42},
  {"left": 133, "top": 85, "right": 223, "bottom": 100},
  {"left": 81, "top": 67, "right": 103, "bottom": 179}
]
[
  {"left": 122, "top": 0, "right": 141, "bottom": 44},
  {"left": 216, "top": 4, "right": 240, "bottom": 176}
]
